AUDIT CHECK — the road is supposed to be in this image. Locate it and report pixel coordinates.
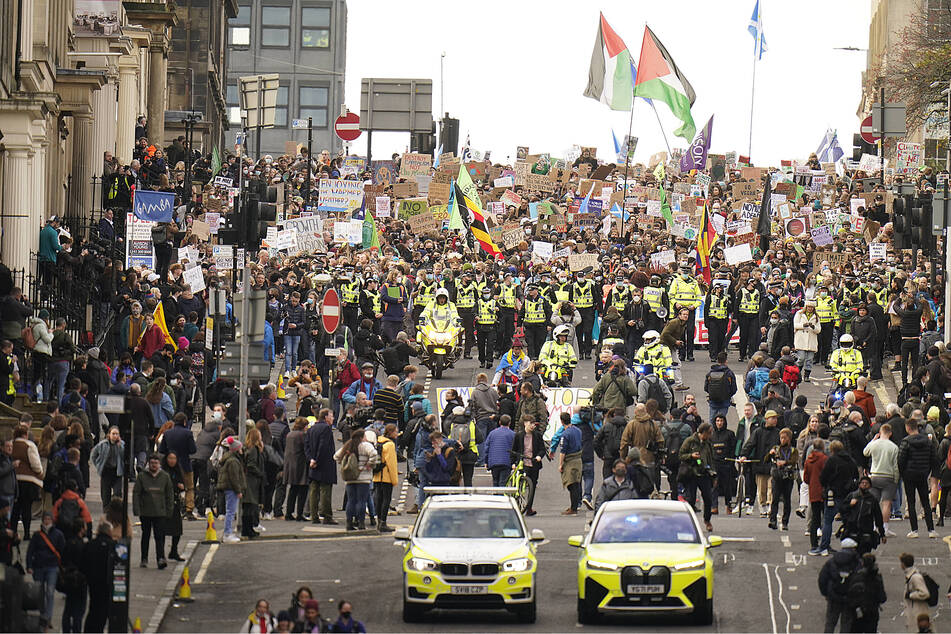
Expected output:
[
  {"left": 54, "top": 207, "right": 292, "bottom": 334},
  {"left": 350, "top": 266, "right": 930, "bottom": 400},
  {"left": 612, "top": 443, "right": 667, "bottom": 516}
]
[{"left": 160, "top": 351, "right": 951, "bottom": 633}]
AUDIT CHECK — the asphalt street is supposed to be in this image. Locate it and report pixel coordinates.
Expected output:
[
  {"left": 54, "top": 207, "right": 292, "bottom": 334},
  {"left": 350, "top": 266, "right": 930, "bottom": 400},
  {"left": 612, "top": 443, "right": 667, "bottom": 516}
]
[{"left": 159, "top": 350, "right": 951, "bottom": 633}]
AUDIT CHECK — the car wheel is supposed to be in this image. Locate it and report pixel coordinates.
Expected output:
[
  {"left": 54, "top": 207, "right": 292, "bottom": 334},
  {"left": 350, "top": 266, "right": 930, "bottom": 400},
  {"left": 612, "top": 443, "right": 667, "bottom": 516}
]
[
  {"left": 402, "top": 598, "right": 425, "bottom": 623},
  {"left": 514, "top": 599, "right": 536, "bottom": 623},
  {"left": 693, "top": 595, "right": 714, "bottom": 625},
  {"left": 577, "top": 597, "right": 599, "bottom": 624}
]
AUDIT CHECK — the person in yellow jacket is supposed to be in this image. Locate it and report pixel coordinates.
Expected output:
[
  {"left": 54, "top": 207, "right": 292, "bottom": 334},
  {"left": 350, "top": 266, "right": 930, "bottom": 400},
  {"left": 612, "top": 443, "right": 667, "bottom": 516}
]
[
  {"left": 538, "top": 325, "right": 578, "bottom": 384},
  {"left": 419, "top": 288, "right": 459, "bottom": 329},
  {"left": 634, "top": 330, "right": 673, "bottom": 373},
  {"left": 815, "top": 286, "right": 837, "bottom": 365},
  {"left": 667, "top": 264, "right": 703, "bottom": 362},
  {"left": 372, "top": 424, "right": 399, "bottom": 533},
  {"left": 829, "top": 334, "right": 864, "bottom": 389}
]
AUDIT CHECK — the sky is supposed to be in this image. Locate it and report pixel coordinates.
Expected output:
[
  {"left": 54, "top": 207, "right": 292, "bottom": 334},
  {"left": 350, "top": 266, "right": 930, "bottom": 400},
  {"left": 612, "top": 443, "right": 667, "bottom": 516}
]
[{"left": 342, "top": 0, "right": 871, "bottom": 167}]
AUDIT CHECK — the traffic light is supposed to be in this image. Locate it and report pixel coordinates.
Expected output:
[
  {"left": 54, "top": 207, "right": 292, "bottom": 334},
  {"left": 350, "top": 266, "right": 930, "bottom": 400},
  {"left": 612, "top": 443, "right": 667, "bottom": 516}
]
[
  {"left": 411, "top": 120, "right": 437, "bottom": 155},
  {"left": 892, "top": 195, "right": 906, "bottom": 249},
  {"left": 440, "top": 114, "right": 460, "bottom": 156},
  {"left": 851, "top": 134, "right": 876, "bottom": 161},
  {"left": 244, "top": 183, "right": 278, "bottom": 249}
]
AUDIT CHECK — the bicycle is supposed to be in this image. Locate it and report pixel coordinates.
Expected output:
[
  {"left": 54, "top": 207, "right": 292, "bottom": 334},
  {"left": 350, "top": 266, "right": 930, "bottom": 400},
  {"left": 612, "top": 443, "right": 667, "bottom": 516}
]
[
  {"left": 505, "top": 458, "right": 535, "bottom": 514},
  {"left": 726, "top": 458, "right": 760, "bottom": 517}
]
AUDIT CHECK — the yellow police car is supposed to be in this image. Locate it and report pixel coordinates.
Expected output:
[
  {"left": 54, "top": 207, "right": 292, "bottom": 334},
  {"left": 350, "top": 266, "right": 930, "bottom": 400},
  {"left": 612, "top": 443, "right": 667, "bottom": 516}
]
[
  {"left": 395, "top": 488, "right": 545, "bottom": 623},
  {"left": 569, "top": 499, "right": 721, "bottom": 624}
]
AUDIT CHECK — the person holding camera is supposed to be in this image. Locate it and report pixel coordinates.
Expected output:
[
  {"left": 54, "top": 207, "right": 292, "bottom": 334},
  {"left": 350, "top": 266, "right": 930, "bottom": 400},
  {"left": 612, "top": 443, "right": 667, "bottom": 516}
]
[{"left": 678, "top": 422, "right": 716, "bottom": 532}]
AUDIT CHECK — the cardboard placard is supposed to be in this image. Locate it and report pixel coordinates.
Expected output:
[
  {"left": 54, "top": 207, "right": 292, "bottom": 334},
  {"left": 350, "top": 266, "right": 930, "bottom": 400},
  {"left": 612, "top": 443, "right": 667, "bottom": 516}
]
[
  {"left": 408, "top": 212, "right": 438, "bottom": 235},
  {"left": 568, "top": 253, "right": 599, "bottom": 272},
  {"left": 812, "top": 251, "right": 849, "bottom": 270},
  {"left": 741, "top": 166, "right": 766, "bottom": 182},
  {"left": 525, "top": 173, "right": 553, "bottom": 192},
  {"left": 400, "top": 153, "right": 432, "bottom": 179},
  {"left": 191, "top": 220, "right": 210, "bottom": 241},
  {"left": 428, "top": 182, "right": 451, "bottom": 205},
  {"left": 391, "top": 181, "right": 419, "bottom": 199},
  {"left": 863, "top": 219, "right": 881, "bottom": 243},
  {"left": 732, "top": 181, "right": 759, "bottom": 200},
  {"left": 501, "top": 190, "right": 523, "bottom": 208}
]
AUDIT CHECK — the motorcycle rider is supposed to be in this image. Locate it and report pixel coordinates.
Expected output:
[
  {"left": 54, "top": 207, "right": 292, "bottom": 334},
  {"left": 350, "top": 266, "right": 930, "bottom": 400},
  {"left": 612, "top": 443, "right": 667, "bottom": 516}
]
[
  {"left": 538, "top": 325, "right": 578, "bottom": 385},
  {"left": 829, "top": 334, "right": 864, "bottom": 391},
  {"left": 419, "top": 288, "right": 459, "bottom": 331},
  {"left": 634, "top": 330, "right": 673, "bottom": 375}
]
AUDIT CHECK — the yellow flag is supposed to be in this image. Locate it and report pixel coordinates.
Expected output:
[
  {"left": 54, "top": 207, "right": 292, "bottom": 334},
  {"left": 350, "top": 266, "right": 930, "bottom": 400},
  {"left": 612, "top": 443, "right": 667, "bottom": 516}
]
[{"left": 153, "top": 301, "right": 178, "bottom": 351}]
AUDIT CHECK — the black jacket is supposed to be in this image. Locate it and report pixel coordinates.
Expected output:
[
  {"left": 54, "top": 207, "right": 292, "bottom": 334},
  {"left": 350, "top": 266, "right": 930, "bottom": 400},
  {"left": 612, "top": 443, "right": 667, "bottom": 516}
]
[
  {"left": 851, "top": 315, "right": 877, "bottom": 350},
  {"left": 741, "top": 425, "right": 781, "bottom": 475},
  {"left": 819, "top": 452, "right": 859, "bottom": 498},
  {"left": 894, "top": 301, "right": 923, "bottom": 338},
  {"left": 594, "top": 415, "right": 626, "bottom": 463},
  {"left": 282, "top": 303, "right": 307, "bottom": 335},
  {"left": 818, "top": 549, "right": 860, "bottom": 601},
  {"left": 711, "top": 426, "right": 736, "bottom": 465},
  {"left": 898, "top": 432, "right": 937, "bottom": 476},
  {"left": 512, "top": 430, "right": 546, "bottom": 470}
]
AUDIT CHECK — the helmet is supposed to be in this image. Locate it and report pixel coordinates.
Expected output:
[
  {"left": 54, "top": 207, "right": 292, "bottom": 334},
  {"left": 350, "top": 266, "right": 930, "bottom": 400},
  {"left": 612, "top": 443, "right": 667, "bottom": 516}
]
[
  {"left": 554, "top": 325, "right": 571, "bottom": 339},
  {"left": 435, "top": 288, "right": 450, "bottom": 303},
  {"left": 643, "top": 330, "right": 660, "bottom": 344},
  {"left": 839, "top": 334, "right": 854, "bottom": 348}
]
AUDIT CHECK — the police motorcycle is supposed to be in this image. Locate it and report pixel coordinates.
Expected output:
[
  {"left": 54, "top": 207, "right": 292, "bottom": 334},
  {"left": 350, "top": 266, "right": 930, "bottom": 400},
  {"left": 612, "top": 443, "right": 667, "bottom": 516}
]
[
  {"left": 538, "top": 325, "right": 578, "bottom": 387},
  {"left": 416, "top": 288, "right": 462, "bottom": 380},
  {"left": 827, "top": 333, "right": 865, "bottom": 406}
]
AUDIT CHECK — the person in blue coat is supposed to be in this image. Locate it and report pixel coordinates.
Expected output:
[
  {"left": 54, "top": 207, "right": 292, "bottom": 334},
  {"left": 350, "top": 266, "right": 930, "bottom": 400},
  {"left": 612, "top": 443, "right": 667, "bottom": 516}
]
[
  {"left": 341, "top": 363, "right": 382, "bottom": 404},
  {"left": 484, "top": 415, "right": 516, "bottom": 486},
  {"left": 262, "top": 321, "right": 275, "bottom": 365}
]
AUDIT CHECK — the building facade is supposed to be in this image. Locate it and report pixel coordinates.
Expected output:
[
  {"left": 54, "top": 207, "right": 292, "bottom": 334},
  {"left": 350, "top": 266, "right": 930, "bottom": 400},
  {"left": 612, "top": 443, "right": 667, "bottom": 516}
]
[{"left": 226, "top": 0, "right": 347, "bottom": 158}]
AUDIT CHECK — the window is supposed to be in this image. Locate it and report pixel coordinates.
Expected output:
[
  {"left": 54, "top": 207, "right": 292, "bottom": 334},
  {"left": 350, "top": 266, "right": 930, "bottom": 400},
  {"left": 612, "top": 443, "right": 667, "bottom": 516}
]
[
  {"left": 301, "top": 6, "right": 331, "bottom": 48},
  {"left": 299, "top": 85, "right": 328, "bottom": 127},
  {"left": 261, "top": 6, "right": 291, "bottom": 47},
  {"left": 274, "top": 84, "right": 289, "bottom": 127},
  {"left": 226, "top": 82, "right": 241, "bottom": 125},
  {"left": 229, "top": 4, "right": 250, "bottom": 46}
]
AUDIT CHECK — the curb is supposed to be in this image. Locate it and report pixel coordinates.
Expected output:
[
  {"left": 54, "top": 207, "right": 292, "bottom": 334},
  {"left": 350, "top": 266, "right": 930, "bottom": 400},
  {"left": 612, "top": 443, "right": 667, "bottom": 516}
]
[{"left": 146, "top": 539, "right": 198, "bottom": 634}]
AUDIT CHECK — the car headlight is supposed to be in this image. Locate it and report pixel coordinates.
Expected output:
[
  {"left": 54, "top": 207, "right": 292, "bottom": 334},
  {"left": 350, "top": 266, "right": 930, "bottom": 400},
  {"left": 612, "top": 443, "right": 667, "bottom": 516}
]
[
  {"left": 408, "top": 557, "right": 438, "bottom": 571},
  {"left": 586, "top": 559, "right": 620, "bottom": 571},
  {"left": 502, "top": 557, "right": 532, "bottom": 572},
  {"left": 673, "top": 559, "right": 707, "bottom": 571}
]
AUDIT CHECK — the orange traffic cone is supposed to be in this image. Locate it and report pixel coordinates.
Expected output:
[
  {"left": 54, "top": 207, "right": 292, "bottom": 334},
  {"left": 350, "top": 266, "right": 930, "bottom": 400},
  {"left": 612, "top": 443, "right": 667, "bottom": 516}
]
[
  {"left": 132, "top": 617, "right": 142, "bottom": 633},
  {"left": 204, "top": 510, "right": 218, "bottom": 542},
  {"left": 175, "top": 567, "right": 194, "bottom": 602}
]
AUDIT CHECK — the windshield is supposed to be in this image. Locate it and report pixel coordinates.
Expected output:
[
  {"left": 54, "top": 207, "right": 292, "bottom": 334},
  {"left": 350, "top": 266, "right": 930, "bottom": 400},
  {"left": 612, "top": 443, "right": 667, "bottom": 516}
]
[
  {"left": 591, "top": 509, "right": 700, "bottom": 544},
  {"left": 417, "top": 508, "right": 524, "bottom": 539}
]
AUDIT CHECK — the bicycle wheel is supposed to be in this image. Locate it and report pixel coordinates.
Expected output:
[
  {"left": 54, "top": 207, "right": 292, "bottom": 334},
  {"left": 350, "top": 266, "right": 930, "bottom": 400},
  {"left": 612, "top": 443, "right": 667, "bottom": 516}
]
[
  {"left": 517, "top": 476, "right": 534, "bottom": 513},
  {"left": 735, "top": 474, "right": 746, "bottom": 517}
]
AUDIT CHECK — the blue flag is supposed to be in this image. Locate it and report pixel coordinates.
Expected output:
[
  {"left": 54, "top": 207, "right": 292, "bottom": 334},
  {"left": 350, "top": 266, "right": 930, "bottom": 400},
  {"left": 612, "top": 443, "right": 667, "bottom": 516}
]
[
  {"left": 132, "top": 190, "right": 175, "bottom": 223},
  {"left": 748, "top": 0, "right": 767, "bottom": 60}
]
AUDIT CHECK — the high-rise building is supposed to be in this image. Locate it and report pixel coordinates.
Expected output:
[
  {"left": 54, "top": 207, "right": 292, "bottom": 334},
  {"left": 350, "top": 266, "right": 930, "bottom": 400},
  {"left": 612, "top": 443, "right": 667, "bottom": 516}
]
[{"left": 226, "top": 0, "right": 348, "bottom": 158}]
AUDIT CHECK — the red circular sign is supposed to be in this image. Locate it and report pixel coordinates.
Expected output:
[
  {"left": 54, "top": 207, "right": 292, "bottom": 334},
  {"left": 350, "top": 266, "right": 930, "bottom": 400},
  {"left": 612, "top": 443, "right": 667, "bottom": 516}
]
[
  {"left": 334, "top": 112, "right": 361, "bottom": 142},
  {"left": 321, "top": 288, "right": 341, "bottom": 334},
  {"left": 860, "top": 115, "right": 880, "bottom": 145}
]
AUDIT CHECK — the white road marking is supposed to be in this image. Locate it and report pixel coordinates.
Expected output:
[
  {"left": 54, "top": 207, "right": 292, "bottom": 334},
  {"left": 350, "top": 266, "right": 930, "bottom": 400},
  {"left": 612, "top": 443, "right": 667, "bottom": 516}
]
[
  {"left": 774, "top": 564, "right": 791, "bottom": 634},
  {"left": 720, "top": 536, "right": 756, "bottom": 542},
  {"left": 780, "top": 535, "right": 791, "bottom": 547},
  {"left": 763, "top": 563, "right": 778, "bottom": 634},
  {"left": 193, "top": 543, "right": 218, "bottom": 585}
]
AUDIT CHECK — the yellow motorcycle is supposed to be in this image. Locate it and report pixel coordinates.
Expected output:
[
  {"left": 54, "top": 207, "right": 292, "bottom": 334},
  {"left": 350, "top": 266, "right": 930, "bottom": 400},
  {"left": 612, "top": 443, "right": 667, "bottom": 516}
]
[{"left": 416, "top": 313, "right": 461, "bottom": 379}]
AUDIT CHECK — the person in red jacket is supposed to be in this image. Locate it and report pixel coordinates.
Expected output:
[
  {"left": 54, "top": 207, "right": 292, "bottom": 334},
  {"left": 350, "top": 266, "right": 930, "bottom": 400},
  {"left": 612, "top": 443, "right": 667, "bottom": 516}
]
[
  {"left": 333, "top": 349, "right": 361, "bottom": 410},
  {"left": 136, "top": 313, "right": 168, "bottom": 362},
  {"left": 852, "top": 377, "right": 877, "bottom": 420},
  {"left": 803, "top": 439, "right": 829, "bottom": 555}
]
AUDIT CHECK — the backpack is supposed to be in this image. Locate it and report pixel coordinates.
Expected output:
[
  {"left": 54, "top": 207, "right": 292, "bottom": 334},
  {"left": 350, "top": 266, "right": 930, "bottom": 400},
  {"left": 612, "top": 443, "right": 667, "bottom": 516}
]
[
  {"left": 21, "top": 324, "right": 36, "bottom": 350},
  {"left": 642, "top": 376, "right": 668, "bottom": 413},
  {"left": 829, "top": 424, "right": 854, "bottom": 463},
  {"left": 340, "top": 452, "right": 361, "bottom": 481},
  {"left": 921, "top": 572, "right": 940, "bottom": 607},
  {"left": 450, "top": 422, "right": 472, "bottom": 449},
  {"left": 595, "top": 421, "right": 624, "bottom": 460},
  {"left": 706, "top": 370, "right": 731, "bottom": 403},
  {"left": 43, "top": 452, "right": 65, "bottom": 495},
  {"left": 247, "top": 399, "right": 263, "bottom": 423},
  {"left": 781, "top": 363, "right": 801, "bottom": 389},
  {"left": 749, "top": 368, "right": 769, "bottom": 400},
  {"left": 610, "top": 375, "right": 635, "bottom": 407},
  {"left": 373, "top": 441, "right": 387, "bottom": 474},
  {"left": 663, "top": 422, "right": 687, "bottom": 466},
  {"left": 56, "top": 497, "right": 82, "bottom": 534}
]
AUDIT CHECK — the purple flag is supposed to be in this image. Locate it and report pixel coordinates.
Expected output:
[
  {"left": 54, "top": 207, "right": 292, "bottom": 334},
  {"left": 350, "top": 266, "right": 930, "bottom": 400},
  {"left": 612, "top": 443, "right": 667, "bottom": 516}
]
[{"left": 680, "top": 115, "right": 714, "bottom": 173}]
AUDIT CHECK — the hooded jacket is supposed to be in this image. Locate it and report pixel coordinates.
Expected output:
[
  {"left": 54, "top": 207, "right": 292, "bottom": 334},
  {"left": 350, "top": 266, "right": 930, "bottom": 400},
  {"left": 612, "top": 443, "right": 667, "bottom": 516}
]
[{"left": 898, "top": 432, "right": 938, "bottom": 476}]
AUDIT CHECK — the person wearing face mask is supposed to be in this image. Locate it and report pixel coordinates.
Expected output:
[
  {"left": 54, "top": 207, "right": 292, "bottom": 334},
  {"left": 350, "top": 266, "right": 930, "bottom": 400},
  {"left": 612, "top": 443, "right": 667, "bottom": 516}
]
[
  {"left": 594, "top": 459, "right": 637, "bottom": 511},
  {"left": 495, "top": 273, "right": 519, "bottom": 359},
  {"left": 623, "top": 286, "right": 648, "bottom": 362},
  {"left": 604, "top": 275, "right": 631, "bottom": 316},
  {"left": 572, "top": 269, "right": 599, "bottom": 360},
  {"left": 815, "top": 285, "right": 837, "bottom": 366},
  {"left": 411, "top": 268, "right": 438, "bottom": 325},
  {"left": 455, "top": 271, "right": 478, "bottom": 359},
  {"left": 642, "top": 274, "right": 669, "bottom": 333},
  {"left": 520, "top": 284, "right": 552, "bottom": 360},
  {"left": 704, "top": 281, "right": 731, "bottom": 362},
  {"left": 737, "top": 277, "right": 762, "bottom": 362},
  {"left": 667, "top": 264, "right": 703, "bottom": 363}
]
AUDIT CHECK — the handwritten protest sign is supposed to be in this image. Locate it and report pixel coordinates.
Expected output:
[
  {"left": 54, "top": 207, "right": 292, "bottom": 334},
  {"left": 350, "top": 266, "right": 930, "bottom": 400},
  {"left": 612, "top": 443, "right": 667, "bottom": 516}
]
[
  {"left": 858, "top": 153, "right": 881, "bottom": 173},
  {"left": 568, "top": 253, "right": 599, "bottom": 272},
  {"left": 810, "top": 225, "right": 833, "bottom": 247},
  {"left": 183, "top": 266, "right": 205, "bottom": 293},
  {"left": 397, "top": 198, "right": 428, "bottom": 220},
  {"left": 895, "top": 142, "right": 923, "bottom": 175},
  {"left": 649, "top": 249, "right": 676, "bottom": 269},
  {"left": 375, "top": 196, "right": 391, "bottom": 217},
  {"left": 531, "top": 241, "right": 553, "bottom": 260},
  {"left": 869, "top": 243, "right": 887, "bottom": 263},
  {"left": 493, "top": 176, "right": 514, "bottom": 188},
  {"left": 501, "top": 190, "right": 523, "bottom": 208},
  {"left": 391, "top": 181, "right": 418, "bottom": 199},
  {"left": 212, "top": 244, "right": 233, "bottom": 270},
  {"left": 190, "top": 220, "right": 210, "bottom": 241},
  {"left": 724, "top": 243, "right": 754, "bottom": 265},
  {"left": 732, "top": 182, "right": 758, "bottom": 200},
  {"left": 399, "top": 153, "right": 432, "bottom": 179},
  {"left": 318, "top": 179, "right": 364, "bottom": 213},
  {"left": 812, "top": 251, "right": 849, "bottom": 270},
  {"left": 428, "top": 182, "right": 451, "bottom": 205},
  {"left": 407, "top": 212, "right": 438, "bottom": 235}
]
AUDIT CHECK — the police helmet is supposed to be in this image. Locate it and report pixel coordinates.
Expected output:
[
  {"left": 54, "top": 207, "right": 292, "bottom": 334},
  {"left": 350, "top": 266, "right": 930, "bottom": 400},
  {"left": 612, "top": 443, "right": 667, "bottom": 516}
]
[
  {"left": 839, "top": 334, "right": 854, "bottom": 348},
  {"left": 643, "top": 330, "right": 660, "bottom": 344},
  {"left": 554, "top": 325, "right": 571, "bottom": 339},
  {"left": 435, "top": 288, "right": 450, "bottom": 303}
]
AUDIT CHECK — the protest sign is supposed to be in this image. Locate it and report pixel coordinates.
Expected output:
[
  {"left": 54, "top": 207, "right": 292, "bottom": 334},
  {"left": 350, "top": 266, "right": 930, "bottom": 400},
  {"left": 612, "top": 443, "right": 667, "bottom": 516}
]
[
  {"left": 318, "top": 179, "right": 364, "bottom": 213},
  {"left": 568, "top": 253, "right": 599, "bottom": 272},
  {"left": 525, "top": 173, "right": 553, "bottom": 192},
  {"left": 275, "top": 231, "right": 296, "bottom": 251},
  {"left": 552, "top": 247, "right": 571, "bottom": 260},
  {"left": 809, "top": 223, "right": 833, "bottom": 245},
  {"left": 399, "top": 153, "right": 432, "bottom": 179},
  {"left": 812, "top": 251, "right": 849, "bottom": 270},
  {"left": 333, "top": 219, "right": 363, "bottom": 244},
  {"left": 895, "top": 142, "right": 923, "bottom": 175},
  {"left": 397, "top": 197, "right": 428, "bottom": 219},
  {"left": 725, "top": 220, "right": 753, "bottom": 236},
  {"left": 375, "top": 196, "right": 391, "bottom": 217},
  {"left": 213, "top": 176, "right": 233, "bottom": 188},
  {"left": 182, "top": 266, "right": 205, "bottom": 293},
  {"left": 732, "top": 181, "right": 758, "bottom": 200},
  {"left": 724, "top": 243, "right": 754, "bottom": 265},
  {"left": 391, "top": 181, "right": 418, "bottom": 199},
  {"left": 428, "top": 182, "right": 451, "bottom": 205},
  {"left": 500, "top": 190, "right": 523, "bottom": 208},
  {"left": 371, "top": 160, "right": 398, "bottom": 186},
  {"left": 212, "top": 244, "right": 233, "bottom": 270},
  {"left": 487, "top": 201, "right": 504, "bottom": 218},
  {"left": 190, "top": 220, "right": 210, "bottom": 241},
  {"left": 205, "top": 212, "right": 221, "bottom": 234},
  {"left": 649, "top": 249, "right": 676, "bottom": 269},
  {"left": 869, "top": 243, "right": 887, "bottom": 263},
  {"left": 494, "top": 176, "right": 514, "bottom": 188},
  {"left": 340, "top": 156, "right": 366, "bottom": 177},
  {"left": 501, "top": 226, "right": 523, "bottom": 249},
  {"left": 863, "top": 219, "right": 880, "bottom": 243},
  {"left": 739, "top": 202, "right": 761, "bottom": 222},
  {"left": 414, "top": 174, "right": 432, "bottom": 195},
  {"left": 430, "top": 205, "right": 449, "bottom": 222},
  {"left": 407, "top": 212, "right": 438, "bottom": 235},
  {"left": 858, "top": 153, "right": 881, "bottom": 173},
  {"left": 531, "top": 241, "right": 553, "bottom": 260},
  {"left": 784, "top": 217, "right": 807, "bottom": 238}
]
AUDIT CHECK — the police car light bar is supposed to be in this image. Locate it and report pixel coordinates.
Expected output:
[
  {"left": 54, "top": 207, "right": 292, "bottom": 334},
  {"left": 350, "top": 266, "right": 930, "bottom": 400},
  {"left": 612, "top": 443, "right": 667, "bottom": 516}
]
[{"left": 424, "top": 487, "right": 517, "bottom": 496}]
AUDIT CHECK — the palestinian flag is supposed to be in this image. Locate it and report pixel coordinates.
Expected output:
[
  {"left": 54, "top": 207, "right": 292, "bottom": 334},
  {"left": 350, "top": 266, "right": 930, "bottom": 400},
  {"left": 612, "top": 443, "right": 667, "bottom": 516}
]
[
  {"left": 454, "top": 183, "right": 501, "bottom": 259},
  {"left": 633, "top": 26, "right": 697, "bottom": 141},
  {"left": 583, "top": 13, "right": 633, "bottom": 111}
]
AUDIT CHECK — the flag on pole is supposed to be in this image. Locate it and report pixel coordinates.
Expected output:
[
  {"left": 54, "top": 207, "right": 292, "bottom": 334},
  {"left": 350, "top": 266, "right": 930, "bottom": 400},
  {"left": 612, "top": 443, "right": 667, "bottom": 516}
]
[
  {"left": 362, "top": 208, "right": 380, "bottom": 251},
  {"left": 447, "top": 180, "right": 466, "bottom": 232},
  {"left": 659, "top": 183, "right": 675, "bottom": 227},
  {"left": 579, "top": 189, "right": 592, "bottom": 214},
  {"left": 815, "top": 129, "right": 844, "bottom": 163},
  {"left": 633, "top": 26, "right": 697, "bottom": 141},
  {"left": 433, "top": 144, "right": 443, "bottom": 168},
  {"left": 680, "top": 115, "right": 714, "bottom": 173},
  {"left": 454, "top": 182, "right": 501, "bottom": 258},
  {"left": 696, "top": 202, "right": 717, "bottom": 284},
  {"left": 153, "top": 301, "right": 177, "bottom": 351},
  {"left": 583, "top": 13, "right": 634, "bottom": 111},
  {"left": 210, "top": 146, "right": 222, "bottom": 178},
  {"left": 748, "top": 0, "right": 767, "bottom": 60},
  {"left": 461, "top": 134, "right": 472, "bottom": 162}
]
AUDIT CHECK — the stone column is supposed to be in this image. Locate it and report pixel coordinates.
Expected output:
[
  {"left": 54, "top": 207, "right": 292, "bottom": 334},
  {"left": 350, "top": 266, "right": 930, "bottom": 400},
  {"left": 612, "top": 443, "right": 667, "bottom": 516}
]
[
  {"left": 70, "top": 112, "right": 94, "bottom": 220},
  {"left": 91, "top": 77, "right": 118, "bottom": 178},
  {"left": 117, "top": 64, "right": 138, "bottom": 165},
  {"left": 33, "top": 140, "right": 48, "bottom": 230},
  {"left": 1, "top": 148, "right": 35, "bottom": 275},
  {"left": 147, "top": 44, "right": 168, "bottom": 146},
  {"left": 19, "top": 0, "right": 33, "bottom": 63}
]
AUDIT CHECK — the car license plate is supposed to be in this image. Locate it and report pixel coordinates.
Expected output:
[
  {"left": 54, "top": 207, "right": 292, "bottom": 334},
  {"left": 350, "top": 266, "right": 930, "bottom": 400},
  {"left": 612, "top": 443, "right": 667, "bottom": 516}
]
[
  {"left": 432, "top": 347, "right": 446, "bottom": 354},
  {"left": 627, "top": 584, "right": 665, "bottom": 595},
  {"left": 451, "top": 585, "right": 487, "bottom": 595}
]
